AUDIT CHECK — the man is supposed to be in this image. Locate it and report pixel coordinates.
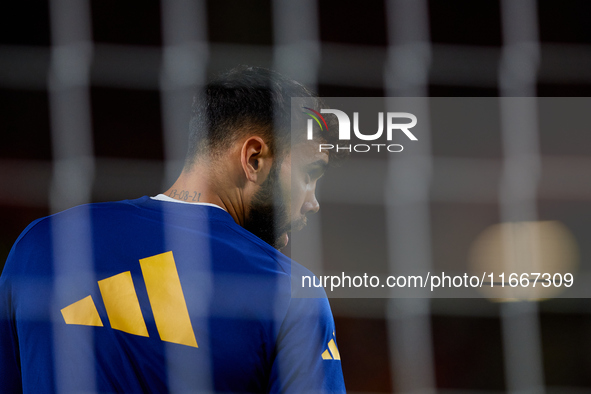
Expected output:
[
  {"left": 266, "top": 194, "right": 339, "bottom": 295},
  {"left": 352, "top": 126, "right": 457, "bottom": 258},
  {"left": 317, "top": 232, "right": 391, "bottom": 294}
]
[{"left": 0, "top": 66, "right": 346, "bottom": 392}]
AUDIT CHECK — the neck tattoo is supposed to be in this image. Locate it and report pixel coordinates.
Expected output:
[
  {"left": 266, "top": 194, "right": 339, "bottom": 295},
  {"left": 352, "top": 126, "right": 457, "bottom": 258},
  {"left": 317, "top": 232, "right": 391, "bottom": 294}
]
[{"left": 169, "top": 190, "right": 201, "bottom": 202}]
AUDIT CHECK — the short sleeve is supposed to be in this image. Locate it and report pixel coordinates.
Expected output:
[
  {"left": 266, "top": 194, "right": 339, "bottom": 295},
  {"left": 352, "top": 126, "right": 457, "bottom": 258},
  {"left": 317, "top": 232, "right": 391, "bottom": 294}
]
[
  {"left": 0, "top": 218, "right": 48, "bottom": 392},
  {"left": 0, "top": 249, "right": 24, "bottom": 391},
  {"left": 268, "top": 294, "right": 346, "bottom": 393}
]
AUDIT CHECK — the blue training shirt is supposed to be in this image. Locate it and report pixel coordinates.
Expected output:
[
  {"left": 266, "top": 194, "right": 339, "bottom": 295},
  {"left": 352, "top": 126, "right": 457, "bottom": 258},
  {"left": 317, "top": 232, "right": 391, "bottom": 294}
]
[{"left": 0, "top": 196, "right": 345, "bottom": 393}]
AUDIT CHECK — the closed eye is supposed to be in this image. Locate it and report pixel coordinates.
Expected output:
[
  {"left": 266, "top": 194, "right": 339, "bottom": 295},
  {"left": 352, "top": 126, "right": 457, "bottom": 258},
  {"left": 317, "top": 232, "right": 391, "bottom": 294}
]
[
  {"left": 309, "top": 169, "right": 324, "bottom": 181},
  {"left": 306, "top": 160, "right": 328, "bottom": 182}
]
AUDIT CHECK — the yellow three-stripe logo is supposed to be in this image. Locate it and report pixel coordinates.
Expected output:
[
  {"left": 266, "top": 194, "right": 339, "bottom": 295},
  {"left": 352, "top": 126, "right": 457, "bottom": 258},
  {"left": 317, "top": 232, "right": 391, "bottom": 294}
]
[
  {"left": 60, "top": 251, "right": 198, "bottom": 348},
  {"left": 321, "top": 331, "right": 341, "bottom": 360}
]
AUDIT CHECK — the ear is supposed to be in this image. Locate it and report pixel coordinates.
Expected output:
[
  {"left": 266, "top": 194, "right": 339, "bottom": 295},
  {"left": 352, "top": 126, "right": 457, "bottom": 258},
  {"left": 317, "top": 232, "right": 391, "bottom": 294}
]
[{"left": 240, "top": 136, "right": 273, "bottom": 184}]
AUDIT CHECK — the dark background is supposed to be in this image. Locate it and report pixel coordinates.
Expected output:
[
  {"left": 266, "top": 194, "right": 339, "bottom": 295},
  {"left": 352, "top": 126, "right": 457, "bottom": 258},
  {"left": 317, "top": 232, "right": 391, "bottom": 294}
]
[{"left": 1, "top": 1, "right": 591, "bottom": 392}]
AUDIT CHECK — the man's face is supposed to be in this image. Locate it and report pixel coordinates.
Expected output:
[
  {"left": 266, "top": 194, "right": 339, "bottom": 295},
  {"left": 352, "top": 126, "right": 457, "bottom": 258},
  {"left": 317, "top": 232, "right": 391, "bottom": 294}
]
[{"left": 244, "top": 140, "right": 328, "bottom": 250}]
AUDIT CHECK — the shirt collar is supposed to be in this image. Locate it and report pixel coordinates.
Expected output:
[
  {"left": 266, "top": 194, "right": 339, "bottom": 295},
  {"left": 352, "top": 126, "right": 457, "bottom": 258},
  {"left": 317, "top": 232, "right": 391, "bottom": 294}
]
[{"left": 150, "top": 194, "right": 226, "bottom": 211}]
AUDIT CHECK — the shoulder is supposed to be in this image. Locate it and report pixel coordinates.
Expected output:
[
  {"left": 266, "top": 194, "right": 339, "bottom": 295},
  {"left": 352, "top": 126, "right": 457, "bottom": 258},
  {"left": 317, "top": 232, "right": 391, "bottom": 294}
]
[
  {"left": 210, "top": 218, "right": 294, "bottom": 273},
  {"left": 18, "top": 198, "right": 146, "bottom": 232},
  {"left": 13, "top": 198, "right": 142, "bottom": 241},
  {"left": 2, "top": 198, "right": 147, "bottom": 275}
]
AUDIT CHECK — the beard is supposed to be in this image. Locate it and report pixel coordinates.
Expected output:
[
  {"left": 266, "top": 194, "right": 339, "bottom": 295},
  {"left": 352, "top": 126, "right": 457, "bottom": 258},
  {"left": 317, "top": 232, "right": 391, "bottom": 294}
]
[{"left": 243, "top": 163, "right": 301, "bottom": 250}]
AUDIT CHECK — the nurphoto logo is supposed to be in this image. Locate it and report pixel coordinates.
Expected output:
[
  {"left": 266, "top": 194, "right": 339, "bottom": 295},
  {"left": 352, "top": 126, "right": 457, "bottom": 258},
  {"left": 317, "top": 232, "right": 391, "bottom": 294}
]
[{"left": 303, "top": 107, "right": 418, "bottom": 153}]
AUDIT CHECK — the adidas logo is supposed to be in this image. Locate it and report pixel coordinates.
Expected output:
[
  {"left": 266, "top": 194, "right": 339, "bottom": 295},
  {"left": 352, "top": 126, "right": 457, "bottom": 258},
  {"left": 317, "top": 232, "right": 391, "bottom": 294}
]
[
  {"left": 60, "top": 251, "right": 198, "bottom": 348},
  {"left": 321, "top": 332, "right": 341, "bottom": 360}
]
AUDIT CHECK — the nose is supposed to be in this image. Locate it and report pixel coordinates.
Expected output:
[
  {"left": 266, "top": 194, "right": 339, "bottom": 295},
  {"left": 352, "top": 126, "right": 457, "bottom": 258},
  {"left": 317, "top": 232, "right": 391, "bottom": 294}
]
[{"left": 301, "top": 192, "right": 320, "bottom": 215}]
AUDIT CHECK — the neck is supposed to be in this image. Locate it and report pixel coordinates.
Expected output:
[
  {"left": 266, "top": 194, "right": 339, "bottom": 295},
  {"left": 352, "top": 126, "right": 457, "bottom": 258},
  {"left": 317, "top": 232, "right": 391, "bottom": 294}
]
[{"left": 163, "top": 166, "right": 246, "bottom": 226}]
